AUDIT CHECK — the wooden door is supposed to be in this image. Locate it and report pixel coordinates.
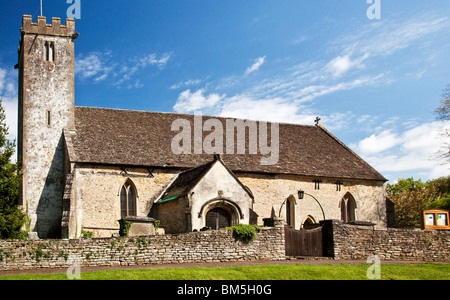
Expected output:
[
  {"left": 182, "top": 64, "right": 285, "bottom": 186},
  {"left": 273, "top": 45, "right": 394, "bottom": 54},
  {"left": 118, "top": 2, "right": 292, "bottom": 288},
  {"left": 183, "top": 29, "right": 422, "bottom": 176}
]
[{"left": 206, "top": 208, "right": 231, "bottom": 230}]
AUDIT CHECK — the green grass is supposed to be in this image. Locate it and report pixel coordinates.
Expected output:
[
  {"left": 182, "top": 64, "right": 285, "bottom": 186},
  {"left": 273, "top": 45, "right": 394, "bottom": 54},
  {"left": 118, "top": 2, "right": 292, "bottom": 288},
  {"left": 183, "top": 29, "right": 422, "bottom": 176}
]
[{"left": 0, "top": 263, "right": 448, "bottom": 280}]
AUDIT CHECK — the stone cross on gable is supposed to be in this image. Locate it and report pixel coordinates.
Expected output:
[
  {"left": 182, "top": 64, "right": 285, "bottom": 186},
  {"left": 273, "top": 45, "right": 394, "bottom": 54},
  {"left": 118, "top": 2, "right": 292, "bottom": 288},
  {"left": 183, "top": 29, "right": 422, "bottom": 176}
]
[{"left": 315, "top": 117, "right": 321, "bottom": 125}]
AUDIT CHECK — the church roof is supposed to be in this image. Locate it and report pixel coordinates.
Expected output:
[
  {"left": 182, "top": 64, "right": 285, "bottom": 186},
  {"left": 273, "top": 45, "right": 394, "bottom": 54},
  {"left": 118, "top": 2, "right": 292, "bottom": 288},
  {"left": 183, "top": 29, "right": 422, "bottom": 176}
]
[
  {"left": 69, "top": 106, "right": 386, "bottom": 181},
  {"left": 157, "top": 160, "right": 217, "bottom": 203}
]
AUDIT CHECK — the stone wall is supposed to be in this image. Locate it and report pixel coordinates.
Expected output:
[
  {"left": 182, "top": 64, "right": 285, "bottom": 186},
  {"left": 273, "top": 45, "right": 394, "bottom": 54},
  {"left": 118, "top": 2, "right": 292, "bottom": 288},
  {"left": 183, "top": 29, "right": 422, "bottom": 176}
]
[
  {"left": 323, "top": 220, "right": 450, "bottom": 262},
  {"left": 0, "top": 226, "right": 285, "bottom": 271}
]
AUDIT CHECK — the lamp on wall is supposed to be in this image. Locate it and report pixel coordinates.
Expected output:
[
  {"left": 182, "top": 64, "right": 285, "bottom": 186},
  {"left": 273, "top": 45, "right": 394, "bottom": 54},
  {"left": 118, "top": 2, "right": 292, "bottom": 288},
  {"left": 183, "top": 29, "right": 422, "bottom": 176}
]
[{"left": 298, "top": 190, "right": 304, "bottom": 200}]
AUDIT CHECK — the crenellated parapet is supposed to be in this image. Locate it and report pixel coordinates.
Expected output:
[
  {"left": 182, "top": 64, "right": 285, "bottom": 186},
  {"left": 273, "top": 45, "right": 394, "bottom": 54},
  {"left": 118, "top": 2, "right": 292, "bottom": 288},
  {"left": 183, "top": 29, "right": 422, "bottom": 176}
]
[{"left": 21, "top": 15, "right": 76, "bottom": 37}]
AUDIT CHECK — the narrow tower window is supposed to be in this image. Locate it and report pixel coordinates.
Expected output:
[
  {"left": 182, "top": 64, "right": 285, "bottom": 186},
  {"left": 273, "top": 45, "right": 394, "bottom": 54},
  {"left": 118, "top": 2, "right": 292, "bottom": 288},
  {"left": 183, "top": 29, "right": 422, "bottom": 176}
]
[
  {"left": 47, "top": 110, "right": 51, "bottom": 127},
  {"left": 49, "top": 43, "right": 54, "bottom": 62},
  {"left": 44, "top": 42, "right": 55, "bottom": 62},
  {"left": 44, "top": 42, "right": 49, "bottom": 61}
]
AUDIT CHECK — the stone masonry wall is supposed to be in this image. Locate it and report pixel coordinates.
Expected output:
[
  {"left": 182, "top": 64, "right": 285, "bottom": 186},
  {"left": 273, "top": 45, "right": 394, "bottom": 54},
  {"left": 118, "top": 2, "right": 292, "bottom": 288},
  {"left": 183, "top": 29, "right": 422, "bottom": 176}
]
[
  {"left": 323, "top": 220, "right": 450, "bottom": 262},
  {"left": 0, "top": 226, "right": 285, "bottom": 271}
]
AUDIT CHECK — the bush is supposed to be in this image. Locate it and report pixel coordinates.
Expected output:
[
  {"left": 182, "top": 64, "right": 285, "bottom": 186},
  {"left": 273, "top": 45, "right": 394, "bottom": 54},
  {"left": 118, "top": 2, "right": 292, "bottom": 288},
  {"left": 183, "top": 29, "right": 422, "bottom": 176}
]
[
  {"left": 119, "top": 219, "right": 133, "bottom": 237},
  {"left": 227, "top": 224, "right": 259, "bottom": 242}
]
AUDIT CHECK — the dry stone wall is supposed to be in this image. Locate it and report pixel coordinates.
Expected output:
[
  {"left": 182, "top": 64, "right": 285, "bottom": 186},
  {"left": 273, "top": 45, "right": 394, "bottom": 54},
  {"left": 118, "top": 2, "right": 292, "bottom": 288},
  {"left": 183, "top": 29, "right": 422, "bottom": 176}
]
[
  {"left": 0, "top": 226, "right": 285, "bottom": 271},
  {"left": 323, "top": 220, "right": 450, "bottom": 262}
]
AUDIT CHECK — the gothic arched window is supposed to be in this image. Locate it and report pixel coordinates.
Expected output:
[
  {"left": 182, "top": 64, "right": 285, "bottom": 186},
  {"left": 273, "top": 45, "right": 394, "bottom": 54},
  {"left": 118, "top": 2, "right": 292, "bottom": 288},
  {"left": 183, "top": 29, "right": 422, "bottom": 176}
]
[
  {"left": 120, "top": 180, "right": 136, "bottom": 218},
  {"left": 340, "top": 193, "right": 357, "bottom": 223}
]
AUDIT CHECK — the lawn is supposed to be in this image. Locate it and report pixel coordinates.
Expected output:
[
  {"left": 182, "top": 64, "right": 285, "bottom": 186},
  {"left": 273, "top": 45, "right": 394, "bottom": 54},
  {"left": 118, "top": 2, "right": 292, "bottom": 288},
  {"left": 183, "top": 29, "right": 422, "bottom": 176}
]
[{"left": 0, "top": 263, "right": 449, "bottom": 280}]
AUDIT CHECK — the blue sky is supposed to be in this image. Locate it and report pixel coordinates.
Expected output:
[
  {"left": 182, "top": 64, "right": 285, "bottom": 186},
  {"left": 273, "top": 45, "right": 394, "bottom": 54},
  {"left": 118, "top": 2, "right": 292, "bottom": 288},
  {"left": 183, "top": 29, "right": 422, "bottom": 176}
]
[{"left": 1, "top": 0, "right": 449, "bottom": 182}]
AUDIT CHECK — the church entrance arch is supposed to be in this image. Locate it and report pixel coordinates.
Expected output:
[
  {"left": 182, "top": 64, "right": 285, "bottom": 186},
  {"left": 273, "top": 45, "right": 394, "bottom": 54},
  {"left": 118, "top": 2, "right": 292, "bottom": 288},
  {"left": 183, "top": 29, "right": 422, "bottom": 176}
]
[
  {"left": 199, "top": 199, "right": 242, "bottom": 230},
  {"left": 206, "top": 208, "right": 231, "bottom": 230}
]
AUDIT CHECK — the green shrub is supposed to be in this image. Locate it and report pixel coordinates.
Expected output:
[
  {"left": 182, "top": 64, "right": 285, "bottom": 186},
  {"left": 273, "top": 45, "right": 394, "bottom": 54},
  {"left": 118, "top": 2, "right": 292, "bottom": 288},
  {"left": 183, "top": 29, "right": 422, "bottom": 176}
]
[
  {"left": 81, "top": 230, "right": 93, "bottom": 238},
  {"left": 227, "top": 224, "right": 259, "bottom": 242},
  {"left": 119, "top": 219, "right": 133, "bottom": 237}
]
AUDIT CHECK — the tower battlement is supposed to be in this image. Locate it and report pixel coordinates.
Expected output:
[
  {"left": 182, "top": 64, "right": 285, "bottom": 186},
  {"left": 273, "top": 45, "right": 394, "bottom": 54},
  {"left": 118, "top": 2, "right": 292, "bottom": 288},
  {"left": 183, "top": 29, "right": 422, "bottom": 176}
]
[{"left": 21, "top": 15, "right": 75, "bottom": 37}]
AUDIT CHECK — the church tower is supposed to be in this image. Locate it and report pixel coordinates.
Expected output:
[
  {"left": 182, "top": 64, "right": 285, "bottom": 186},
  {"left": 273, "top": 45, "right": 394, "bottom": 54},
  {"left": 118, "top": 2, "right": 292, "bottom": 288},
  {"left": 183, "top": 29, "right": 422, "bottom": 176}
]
[{"left": 17, "top": 15, "right": 77, "bottom": 238}]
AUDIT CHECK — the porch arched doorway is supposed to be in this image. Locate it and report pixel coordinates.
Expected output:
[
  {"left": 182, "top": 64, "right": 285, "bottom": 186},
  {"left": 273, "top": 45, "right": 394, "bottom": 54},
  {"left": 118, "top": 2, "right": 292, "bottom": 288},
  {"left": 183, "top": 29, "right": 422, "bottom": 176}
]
[
  {"left": 206, "top": 208, "right": 231, "bottom": 230},
  {"left": 200, "top": 199, "right": 242, "bottom": 230}
]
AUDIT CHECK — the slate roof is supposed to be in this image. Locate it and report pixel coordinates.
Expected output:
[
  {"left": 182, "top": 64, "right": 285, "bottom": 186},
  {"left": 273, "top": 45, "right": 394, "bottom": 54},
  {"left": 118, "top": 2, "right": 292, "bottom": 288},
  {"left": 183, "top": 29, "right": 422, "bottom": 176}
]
[
  {"left": 69, "top": 106, "right": 386, "bottom": 181},
  {"left": 158, "top": 160, "right": 216, "bottom": 203}
]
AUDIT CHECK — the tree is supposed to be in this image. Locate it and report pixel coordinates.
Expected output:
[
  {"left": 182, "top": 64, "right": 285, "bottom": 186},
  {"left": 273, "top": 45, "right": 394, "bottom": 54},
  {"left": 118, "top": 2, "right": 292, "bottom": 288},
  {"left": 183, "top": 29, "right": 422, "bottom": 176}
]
[
  {"left": 425, "top": 176, "right": 450, "bottom": 211},
  {"left": 435, "top": 84, "right": 450, "bottom": 164},
  {"left": 387, "top": 176, "right": 450, "bottom": 227},
  {"left": 387, "top": 178, "right": 436, "bottom": 227},
  {"left": 435, "top": 84, "right": 450, "bottom": 121},
  {"left": 0, "top": 99, "right": 26, "bottom": 239}
]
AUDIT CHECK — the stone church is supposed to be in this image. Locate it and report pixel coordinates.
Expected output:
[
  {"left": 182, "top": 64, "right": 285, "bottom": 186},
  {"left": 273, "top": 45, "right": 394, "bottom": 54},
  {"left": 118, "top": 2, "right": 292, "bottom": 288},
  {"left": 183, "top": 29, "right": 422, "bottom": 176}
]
[{"left": 16, "top": 15, "right": 387, "bottom": 239}]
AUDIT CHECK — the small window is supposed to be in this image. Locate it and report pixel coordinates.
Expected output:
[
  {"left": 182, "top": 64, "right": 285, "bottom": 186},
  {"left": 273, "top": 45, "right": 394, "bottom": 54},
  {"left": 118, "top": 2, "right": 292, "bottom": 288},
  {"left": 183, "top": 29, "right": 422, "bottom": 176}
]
[
  {"left": 120, "top": 180, "right": 136, "bottom": 218},
  {"left": 47, "top": 110, "right": 51, "bottom": 127},
  {"left": 49, "top": 43, "right": 54, "bottom": 61},
  {"left": 44, "top": 42, "right": 49, "bottom": 61},
  {"left": 44, "top": 41, "right": 55, "bottom": 62}
]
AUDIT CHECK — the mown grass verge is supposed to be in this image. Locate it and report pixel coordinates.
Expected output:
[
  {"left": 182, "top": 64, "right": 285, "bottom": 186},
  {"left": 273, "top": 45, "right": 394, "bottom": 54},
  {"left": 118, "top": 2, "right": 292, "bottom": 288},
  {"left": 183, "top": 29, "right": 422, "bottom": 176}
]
[{"left": 0, "top": 263, "right": 448, "bottom": 280}]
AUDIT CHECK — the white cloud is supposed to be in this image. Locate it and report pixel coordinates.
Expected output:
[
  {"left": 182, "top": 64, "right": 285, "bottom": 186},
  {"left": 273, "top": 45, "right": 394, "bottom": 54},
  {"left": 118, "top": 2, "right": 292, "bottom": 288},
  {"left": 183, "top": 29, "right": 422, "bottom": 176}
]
[
  {"left": 321, "top": 111, "right": 354, "bottom": 131},
  {"left": 0, "top": 69, "right": 5, "bottom": 92},
  {"left": 352, "top": 121, "right": 450, "bottom": 181},
  {"left": 75, "top": 52, "right": 113, "bottom": 82},
  {"left": 114, "top": 52, "right": 171, "bottom": 87},
  {"left": 170, "top": 79, "right": 202, "bottom": 90},
  {"left": 2, "top": 99, "right": 17, "bottom": 141},
  {"left": 326, "top": 54, "right": 368, "bottom": 77},
  {"left": 0, "top": 68, "right": 18, "bottom": 142},
  {"left": 75, "top": 51, "right": 171, "bottom": 88},
  {"left": 338, "top": 15, "right": 449, "bottom": 61},
  {"left": 135, "top": 53, "right": 171, "bottom": 71},
  {"left": 356, "top": 130, "right": 401, "bottom": 156},
  {"left": 295, "top": 74, "right": 384, "bottom": 103},
  {"left": 245, "top": 56, "right": 266, "bottom": 75},
  {"left": 173, "top": 89, "right": 225, "bottom": 113},
  {"left": 327, "top": 55, "right": 354, "bottom": 77},
  {"left": 219, "top": 95, "right": 307, "bottom": 124}
]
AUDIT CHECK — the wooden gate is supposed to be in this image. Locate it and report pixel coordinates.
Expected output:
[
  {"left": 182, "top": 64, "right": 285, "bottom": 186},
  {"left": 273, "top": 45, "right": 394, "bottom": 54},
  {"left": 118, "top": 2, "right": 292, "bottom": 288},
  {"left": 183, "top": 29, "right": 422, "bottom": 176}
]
[{"left": 285, "top": 226, "right": 324, "bottom": 257}]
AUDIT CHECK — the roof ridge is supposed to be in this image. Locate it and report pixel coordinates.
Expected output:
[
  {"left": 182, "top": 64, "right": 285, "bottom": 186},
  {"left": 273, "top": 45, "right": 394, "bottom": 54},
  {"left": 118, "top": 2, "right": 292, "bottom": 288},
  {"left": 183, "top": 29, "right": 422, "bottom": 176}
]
[{"left": 74, "top": 105, "right": 316, "bottom": 128}]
